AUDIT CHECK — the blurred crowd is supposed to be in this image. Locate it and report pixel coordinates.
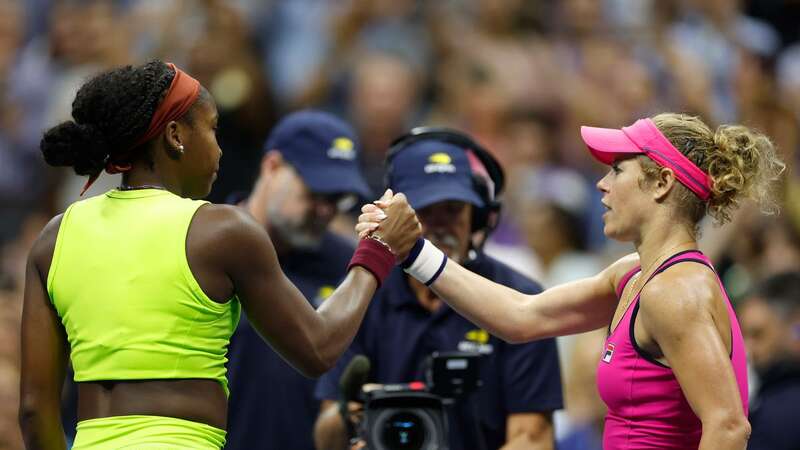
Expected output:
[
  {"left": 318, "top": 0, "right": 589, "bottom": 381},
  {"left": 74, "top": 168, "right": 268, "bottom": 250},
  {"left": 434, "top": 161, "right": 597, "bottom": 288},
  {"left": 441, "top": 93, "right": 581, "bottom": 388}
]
[{"left": 1, "top": 0, "right": 799, "bottom": 449}]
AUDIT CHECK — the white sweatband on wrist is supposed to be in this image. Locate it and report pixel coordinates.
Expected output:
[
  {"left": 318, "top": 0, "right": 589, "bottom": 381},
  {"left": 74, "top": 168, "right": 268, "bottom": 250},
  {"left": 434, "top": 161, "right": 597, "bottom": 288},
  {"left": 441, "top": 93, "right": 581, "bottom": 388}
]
[{"left": 402, "top": 239, "right": 448, "bottom": 286}]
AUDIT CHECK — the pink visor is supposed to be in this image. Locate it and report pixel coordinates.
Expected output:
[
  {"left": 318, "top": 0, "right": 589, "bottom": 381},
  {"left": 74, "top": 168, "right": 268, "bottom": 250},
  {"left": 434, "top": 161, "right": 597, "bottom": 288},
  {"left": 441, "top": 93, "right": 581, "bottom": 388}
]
[{"left": 580, "top": 118, "right": 712, "bottom": 201}]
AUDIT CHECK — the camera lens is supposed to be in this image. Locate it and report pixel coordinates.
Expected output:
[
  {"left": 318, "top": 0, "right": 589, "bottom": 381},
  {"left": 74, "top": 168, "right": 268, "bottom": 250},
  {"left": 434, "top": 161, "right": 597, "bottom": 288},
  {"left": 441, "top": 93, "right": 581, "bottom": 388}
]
[{"left": 380, "top": 412, "right": 427, "bottom": 449}]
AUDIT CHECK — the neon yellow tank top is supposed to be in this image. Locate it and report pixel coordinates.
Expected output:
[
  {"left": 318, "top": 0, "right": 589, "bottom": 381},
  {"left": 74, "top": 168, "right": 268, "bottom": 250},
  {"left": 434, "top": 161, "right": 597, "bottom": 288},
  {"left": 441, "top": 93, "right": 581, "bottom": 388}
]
[{"left": 47, "top": 188, "right": 240, "bottom": 395}]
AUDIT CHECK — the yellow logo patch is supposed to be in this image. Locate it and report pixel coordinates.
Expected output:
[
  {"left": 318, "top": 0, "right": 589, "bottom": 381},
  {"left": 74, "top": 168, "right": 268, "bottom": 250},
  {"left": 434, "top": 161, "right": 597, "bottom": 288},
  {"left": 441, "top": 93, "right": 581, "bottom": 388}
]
[
  {"left": 465, "top": 329, "right": 490, "bottom": 344},
  {"left": 424, "top": 152, "right": 456, "bottom": 174},
  {"left": 327, "top": 137, "right": 356, "bottom": 160},
  {"left": 459, "top": 329, "right": 494, "bottom": 354},
  {"left": 428, "top": 153, "right": 452, "bottom": 164},
  {"left": 332, "top": 137, "right": 354, "bottom": 151}
]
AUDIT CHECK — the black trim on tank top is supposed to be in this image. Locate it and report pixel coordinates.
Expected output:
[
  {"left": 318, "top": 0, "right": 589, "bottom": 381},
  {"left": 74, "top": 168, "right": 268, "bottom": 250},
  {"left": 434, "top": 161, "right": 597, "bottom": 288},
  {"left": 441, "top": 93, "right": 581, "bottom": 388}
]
[
  {"left": 653, "top": 257, "right": 711, "bottom": 278},
  {"left": 629, "top": 255, "right": 728, "bottom": 367},
  {"left": 606, "top": 250, "right": 700, "bottom": 337},
  {"left": 659, "top": 249, "right": 702, "bottom": 263},
  {"left": 630, "top": 302, "right": 670, "bottom": 368}
]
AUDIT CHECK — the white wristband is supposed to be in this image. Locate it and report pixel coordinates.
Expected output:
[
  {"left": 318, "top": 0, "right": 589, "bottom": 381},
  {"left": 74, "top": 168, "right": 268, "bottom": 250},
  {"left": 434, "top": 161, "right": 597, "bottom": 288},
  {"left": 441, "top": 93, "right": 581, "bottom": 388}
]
[{"left": 403, "top": 239, "right": 447, "bottom": 286}]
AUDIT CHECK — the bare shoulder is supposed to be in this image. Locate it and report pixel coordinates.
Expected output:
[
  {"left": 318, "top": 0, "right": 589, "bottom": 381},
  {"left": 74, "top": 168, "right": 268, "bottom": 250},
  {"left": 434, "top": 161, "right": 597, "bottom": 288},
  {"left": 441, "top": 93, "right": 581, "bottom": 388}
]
[
  {"left": 612, "top": 252, "right": 640, "bottom": 273},
  {"left": 188, "top": 203, "right": 276, "bottom": 266},
  {"left": 639, "top": 263, "right": 719, "bottom": 328},
  {"left": 604, "top": 252, "right": 640, "bottom": 289},
  {"left": 191, "top": 203, "right": 266, "bottom": 244},
  {"left": 193, "top": 203, "right": 256, "bottom": 230},
  {"left": 38, "top": 212, "right": 63, "bottom": 239},
  {"left": 30, "top": 214, "right": 64, "bottom": 272}
]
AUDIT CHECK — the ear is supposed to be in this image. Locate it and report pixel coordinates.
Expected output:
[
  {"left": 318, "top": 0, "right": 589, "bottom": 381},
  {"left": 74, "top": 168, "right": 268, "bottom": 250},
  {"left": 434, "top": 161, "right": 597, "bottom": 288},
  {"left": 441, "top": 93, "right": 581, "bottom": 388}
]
[
  {"left": 164, "top": 120, "right": 186, "bottom": 159},
  {"left": 260, "top": 150, "right": 285, "bottom": 175},
  {"left": 651, "top": 167, "right": 678, "bottom": 202}
]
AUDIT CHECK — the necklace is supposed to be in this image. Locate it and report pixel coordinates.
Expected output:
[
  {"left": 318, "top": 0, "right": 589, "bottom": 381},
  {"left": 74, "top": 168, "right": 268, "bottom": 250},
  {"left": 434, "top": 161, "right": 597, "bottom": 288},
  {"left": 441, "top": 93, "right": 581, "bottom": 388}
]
[
  {"left": 617, "top": 241, "right": 698, "bottom": 321},
  {"left": 118, "top": 184, "right": 166, "bottom": 191}
]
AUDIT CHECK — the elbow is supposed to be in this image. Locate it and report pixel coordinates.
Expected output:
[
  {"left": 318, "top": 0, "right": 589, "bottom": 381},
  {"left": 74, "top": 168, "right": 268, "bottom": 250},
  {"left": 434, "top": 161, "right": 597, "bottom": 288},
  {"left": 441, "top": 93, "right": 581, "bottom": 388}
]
[
  {"left": 498, "top": 304, "right": 539, "bottom": 344},
  {"left": 313, "top": 360, "right": 336, "bottom": 379},
  {"left": 705, "top": 412, "right": 751, "bottom": 444},
  {"left": 18, "top": 398, "right": 44, "bottom": 440},
  {"left": 18, "top": 392, "right": 64, "bottom": 448},
  {"left": 299, "top": 349, "right": 336, "bottom": 379},
  {"left": 297, "top": 359, "right": 331, "bottom": 379},
  {"left": 18, "top": 407, "right": 34, "bottom": 438},
  {"left": 498, "top": 322, "right": 541, "bottom": 344},
  {"left": 293, "top": 330, "right": 337, "bottom": 378},
  {"left": 727, "top": 416, "right": 751, "bottom": 443},
  {"left": 500, "top": 327, "right": 531, "bottom": 344}
]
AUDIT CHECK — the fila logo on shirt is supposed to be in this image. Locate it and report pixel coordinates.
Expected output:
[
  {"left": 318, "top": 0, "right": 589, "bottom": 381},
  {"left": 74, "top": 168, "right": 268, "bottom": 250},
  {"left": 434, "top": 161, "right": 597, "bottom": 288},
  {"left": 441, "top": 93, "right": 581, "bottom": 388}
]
[{"left": 602, "top": 343, "right": 615, "bottom": 363}]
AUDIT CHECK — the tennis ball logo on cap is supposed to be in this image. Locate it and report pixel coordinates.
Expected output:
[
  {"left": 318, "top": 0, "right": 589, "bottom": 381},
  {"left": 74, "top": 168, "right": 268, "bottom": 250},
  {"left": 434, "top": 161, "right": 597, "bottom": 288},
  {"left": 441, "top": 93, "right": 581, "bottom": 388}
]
[
  {"left": 424, "top": 152, "right": 456, "bottom": 174},
  {"left": 458, "top": 328, "right": 494, "bottom": 354},
  {"left": 327, "top": 137, "right": 356, "bottom": 160}
]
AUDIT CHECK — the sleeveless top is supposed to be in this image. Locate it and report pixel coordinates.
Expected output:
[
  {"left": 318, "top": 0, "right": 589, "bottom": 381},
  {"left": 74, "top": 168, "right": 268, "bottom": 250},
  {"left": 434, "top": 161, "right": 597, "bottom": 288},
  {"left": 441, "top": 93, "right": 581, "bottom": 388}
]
[
  {"left": 596, "top": 250, "right": 748, "bottom": 449},
  {"left": 47, "top": 189, "right": 241, "bottom": 395}
]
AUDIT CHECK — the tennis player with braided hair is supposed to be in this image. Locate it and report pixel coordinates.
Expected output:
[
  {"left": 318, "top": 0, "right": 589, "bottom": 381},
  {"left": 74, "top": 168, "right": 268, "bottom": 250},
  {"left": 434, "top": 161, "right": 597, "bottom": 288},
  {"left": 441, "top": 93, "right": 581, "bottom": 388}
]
[
  {"left": 361, "top": 113, "right": 784, "bottom": 449},
  {"left": 20, "top": 60, "right": 420, "bottom": 450}
]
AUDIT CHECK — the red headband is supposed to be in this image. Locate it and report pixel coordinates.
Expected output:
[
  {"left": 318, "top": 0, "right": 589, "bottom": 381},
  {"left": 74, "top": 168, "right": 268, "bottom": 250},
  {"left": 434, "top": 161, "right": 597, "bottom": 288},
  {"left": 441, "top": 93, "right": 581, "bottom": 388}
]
[{"left": 80, "top": 63, "right": 201, "bottom": 196}]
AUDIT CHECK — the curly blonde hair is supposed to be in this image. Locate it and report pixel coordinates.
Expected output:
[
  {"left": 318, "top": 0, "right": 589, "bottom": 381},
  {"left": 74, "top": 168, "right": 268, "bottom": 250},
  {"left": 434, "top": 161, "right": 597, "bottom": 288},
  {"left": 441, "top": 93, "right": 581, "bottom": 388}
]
[{"left": 639, "top": 113, "right": 784, "bottom": 227}]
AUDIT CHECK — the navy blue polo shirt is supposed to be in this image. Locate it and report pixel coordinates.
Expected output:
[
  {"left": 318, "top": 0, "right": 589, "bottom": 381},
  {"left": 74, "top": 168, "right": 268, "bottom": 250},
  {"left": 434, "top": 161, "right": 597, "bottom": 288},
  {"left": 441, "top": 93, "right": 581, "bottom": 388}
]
[
  {"left": 225, "top": 230, "right": 355, "bottom": 450},
  {"left": 315, "top": 253, "right": 563, "bottom": 450},
  {"left": 747, "top": 360, "right": 800, "bottom": 450}
]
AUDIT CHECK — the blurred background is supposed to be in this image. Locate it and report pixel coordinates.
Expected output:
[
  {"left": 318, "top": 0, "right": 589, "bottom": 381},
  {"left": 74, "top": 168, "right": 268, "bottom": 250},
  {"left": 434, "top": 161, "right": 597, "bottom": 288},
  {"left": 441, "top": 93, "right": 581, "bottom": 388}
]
[{"left": 1, "top": 0, "right": 799, "bottom": 449}]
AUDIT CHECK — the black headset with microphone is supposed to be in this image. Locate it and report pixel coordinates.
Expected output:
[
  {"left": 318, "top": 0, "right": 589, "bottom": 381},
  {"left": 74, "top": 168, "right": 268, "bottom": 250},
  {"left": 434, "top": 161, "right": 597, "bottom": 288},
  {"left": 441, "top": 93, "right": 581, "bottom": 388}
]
[{"left": 384, "top": 127, "right": 505, "bottom": 237}]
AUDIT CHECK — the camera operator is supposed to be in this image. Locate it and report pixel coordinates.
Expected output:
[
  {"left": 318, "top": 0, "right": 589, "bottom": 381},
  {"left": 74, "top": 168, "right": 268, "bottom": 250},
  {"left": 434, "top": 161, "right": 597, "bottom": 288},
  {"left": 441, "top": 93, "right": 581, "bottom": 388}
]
[
  {"left": 225, "top": 110, "right": 372, "bottom": 450},
  {"left": 314, "top": 129, "right": 563, "bottom": 450}
]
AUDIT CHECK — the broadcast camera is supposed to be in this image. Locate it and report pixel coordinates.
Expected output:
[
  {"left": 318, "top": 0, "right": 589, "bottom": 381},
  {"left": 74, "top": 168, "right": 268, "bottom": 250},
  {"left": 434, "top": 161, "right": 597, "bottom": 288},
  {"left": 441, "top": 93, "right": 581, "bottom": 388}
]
[{"left": 339, "top": 352, "right": 482, "bottom": 450}]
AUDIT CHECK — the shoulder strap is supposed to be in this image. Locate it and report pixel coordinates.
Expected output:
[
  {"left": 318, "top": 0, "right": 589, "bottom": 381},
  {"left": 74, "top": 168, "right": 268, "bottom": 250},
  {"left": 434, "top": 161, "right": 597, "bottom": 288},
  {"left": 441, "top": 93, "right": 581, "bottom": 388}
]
[
  {"left": 632, "top": 250, "right": 711, "bottom": 302},
  {"left": 616, "top": 265, "right": 642, "bottom": 299},
  {"left": 650, "top": 249, "right": 712, "bottom": 281}
]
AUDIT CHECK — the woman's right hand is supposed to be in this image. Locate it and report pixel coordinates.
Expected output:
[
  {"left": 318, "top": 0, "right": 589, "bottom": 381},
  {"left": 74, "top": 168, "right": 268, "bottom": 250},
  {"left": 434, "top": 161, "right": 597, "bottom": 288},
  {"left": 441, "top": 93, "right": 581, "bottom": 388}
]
[{"left": 357, "top": 190, "right": 421, "bottom": 262}]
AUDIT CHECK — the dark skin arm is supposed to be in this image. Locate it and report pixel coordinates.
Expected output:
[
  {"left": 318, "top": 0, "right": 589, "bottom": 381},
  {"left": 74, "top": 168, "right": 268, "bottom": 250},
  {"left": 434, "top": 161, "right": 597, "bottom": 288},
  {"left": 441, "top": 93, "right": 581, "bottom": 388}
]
[
  {"left": 188, "top": 193, "right": 420, "bottom": 377},
  {"left": 19, "top": 215, "right": 68, "bottom": 450},
  {"left": 21, "top": 190, "right": 418, "bottom": 443}
]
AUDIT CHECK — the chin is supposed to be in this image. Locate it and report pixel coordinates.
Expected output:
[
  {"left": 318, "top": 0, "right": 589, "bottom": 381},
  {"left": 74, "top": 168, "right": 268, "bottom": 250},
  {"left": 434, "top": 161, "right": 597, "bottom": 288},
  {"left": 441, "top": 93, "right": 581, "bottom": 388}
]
[
  {"left": 602, "top": 223, "right": 623, "bottom": 241},
  {"left": 187, "top": 184, "right": 213, "bottom": 200},
  {"left": 201, "top": 178, "right": 216, "bottom": 198},
  {"left": 604, "top": 226, "right": 637, "bottom": 243}
]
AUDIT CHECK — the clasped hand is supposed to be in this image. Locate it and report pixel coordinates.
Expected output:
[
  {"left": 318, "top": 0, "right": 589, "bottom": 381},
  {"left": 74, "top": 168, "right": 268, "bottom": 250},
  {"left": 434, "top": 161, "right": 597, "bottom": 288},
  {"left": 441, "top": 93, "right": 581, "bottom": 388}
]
[{"left": 355, "top": 189, "right": 421, "bottom": 261}]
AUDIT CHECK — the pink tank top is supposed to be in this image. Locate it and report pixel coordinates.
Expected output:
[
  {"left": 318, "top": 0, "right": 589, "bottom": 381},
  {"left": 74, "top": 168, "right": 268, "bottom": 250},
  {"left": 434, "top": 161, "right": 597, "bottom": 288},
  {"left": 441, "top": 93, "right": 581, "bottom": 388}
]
[{"left": 596, "top": 250, "right": 748, "bottom": 449}]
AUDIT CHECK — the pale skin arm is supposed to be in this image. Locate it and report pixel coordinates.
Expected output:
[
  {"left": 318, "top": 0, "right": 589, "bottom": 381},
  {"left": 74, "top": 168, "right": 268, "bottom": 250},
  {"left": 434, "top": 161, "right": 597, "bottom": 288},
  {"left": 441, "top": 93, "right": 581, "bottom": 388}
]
[
  {"left": 638, "top": 266, "right": 750, "bottom": 450},
  {"left": 499, "top": 413, "right": 554, "bottom": 450},
  {"left": 359, "top": 203, "right": 632, "bottom": 343},
  {"left": 429, "top": 260, "right": 629, "bottom": 343}
]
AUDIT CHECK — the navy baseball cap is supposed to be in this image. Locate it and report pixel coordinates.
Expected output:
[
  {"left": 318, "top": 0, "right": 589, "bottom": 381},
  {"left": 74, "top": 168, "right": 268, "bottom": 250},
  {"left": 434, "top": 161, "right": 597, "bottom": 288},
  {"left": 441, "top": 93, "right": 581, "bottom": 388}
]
[
  {"left": 386, "top": 140, "right": 484, "bottom": 210},
  {"left": 264, "top": 110, "right": 372, "bottom": 199}
]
